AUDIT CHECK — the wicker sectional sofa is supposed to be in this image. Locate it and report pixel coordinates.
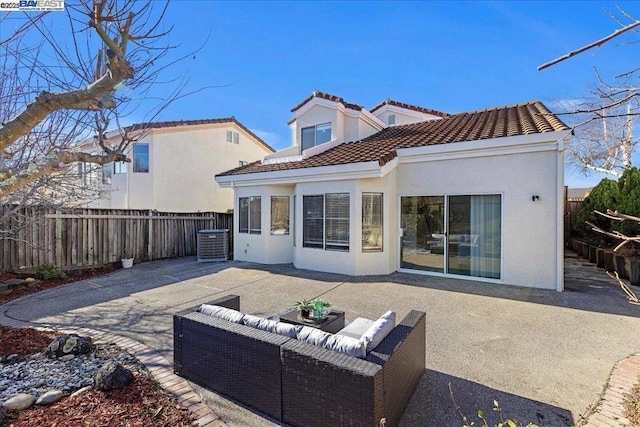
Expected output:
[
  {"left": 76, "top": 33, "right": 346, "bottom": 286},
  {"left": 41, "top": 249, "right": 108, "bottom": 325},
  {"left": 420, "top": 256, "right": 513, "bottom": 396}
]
[{"left": 173, "top": 295, "right": 426, "bottom": 427}]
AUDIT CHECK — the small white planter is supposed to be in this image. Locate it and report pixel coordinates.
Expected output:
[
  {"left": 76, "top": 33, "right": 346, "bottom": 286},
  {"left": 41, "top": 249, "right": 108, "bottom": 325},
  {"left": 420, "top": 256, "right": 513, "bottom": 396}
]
[{"left": 121, "top": 258, "right": 134, "bottom": 269}]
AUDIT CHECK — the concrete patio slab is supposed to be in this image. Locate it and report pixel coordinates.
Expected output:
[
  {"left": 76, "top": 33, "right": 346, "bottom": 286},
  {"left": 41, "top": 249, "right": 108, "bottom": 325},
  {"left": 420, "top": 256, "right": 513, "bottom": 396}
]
[{"left": 1, "top": 251, "right": 639, "bottom": 426}]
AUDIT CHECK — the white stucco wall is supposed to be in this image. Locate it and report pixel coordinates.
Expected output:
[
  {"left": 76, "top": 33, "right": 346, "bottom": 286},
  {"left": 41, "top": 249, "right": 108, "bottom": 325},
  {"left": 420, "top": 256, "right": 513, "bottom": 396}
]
[
  {"left": 293, "top": 180, "right": 359, "bottom": 275},
  {"left": 396, "top": 149, "right": 561, "bottom": 289},
  {"left": 91, "top": 123, "right": 272, "bottom": 212},
  {"left": 294, "top": 105, "right": 339, "bottom": 148},
  {"left": 373, "top": 106, "right": 442, "bottom": 126},
  {"left": 234, "top": 185, "right": 295, "bottom": 264},
  {"left": 354, "top": 170, "right": 398, "bottom": 276}
]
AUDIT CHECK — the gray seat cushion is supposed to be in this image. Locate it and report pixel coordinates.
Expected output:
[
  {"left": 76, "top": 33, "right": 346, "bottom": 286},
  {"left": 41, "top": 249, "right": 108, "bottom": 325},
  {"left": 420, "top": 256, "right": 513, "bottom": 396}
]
[{"left": 336, "top": 317, "right": 374, "bottom": 340}]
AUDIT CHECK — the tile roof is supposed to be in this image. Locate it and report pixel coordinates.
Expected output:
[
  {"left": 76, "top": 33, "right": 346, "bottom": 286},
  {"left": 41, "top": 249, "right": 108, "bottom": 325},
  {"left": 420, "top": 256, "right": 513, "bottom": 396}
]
[
  {"left": 217, "top": 101, "right": 569, "bottom": 178},
  {"left": 370, "top": 99, "right": 450, "bottom": 118},
  {"left": 290, "top": 90, "right": 364, "bottom": 113},
  {"left": 124, "top": 117, "right": 275, "bottom": 153}
]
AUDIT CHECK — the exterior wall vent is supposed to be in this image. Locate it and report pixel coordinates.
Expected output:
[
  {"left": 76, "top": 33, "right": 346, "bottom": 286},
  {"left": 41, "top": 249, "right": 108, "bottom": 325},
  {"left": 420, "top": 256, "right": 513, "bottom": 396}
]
[
  {"left": 388, "top": 114, "right": 396, "bottom": 125},
  {"left": 197, "top": 229, "right": 229, "bottom": 262}
]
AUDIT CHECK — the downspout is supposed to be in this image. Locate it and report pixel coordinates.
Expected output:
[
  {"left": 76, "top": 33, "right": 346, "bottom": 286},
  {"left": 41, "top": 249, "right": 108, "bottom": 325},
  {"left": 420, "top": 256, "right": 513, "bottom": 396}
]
[{"left": 556, "top": 131, "right": 572, "bottom": 291}]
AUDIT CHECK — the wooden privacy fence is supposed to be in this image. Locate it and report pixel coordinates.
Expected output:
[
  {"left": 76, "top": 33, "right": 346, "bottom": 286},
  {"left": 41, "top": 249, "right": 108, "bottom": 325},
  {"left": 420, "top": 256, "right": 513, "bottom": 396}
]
[{"left": 0, "top": 206, "right": 233, "bottom": 272}]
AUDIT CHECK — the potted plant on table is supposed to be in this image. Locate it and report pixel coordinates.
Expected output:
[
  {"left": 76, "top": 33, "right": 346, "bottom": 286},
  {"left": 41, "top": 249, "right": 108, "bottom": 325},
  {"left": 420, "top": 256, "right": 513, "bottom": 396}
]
[
  {"left": 311, "top": 299, "right": 331, "bottom": 320},
  {"left": 295, "top": 299, "right": 313, "bottom": 318}
]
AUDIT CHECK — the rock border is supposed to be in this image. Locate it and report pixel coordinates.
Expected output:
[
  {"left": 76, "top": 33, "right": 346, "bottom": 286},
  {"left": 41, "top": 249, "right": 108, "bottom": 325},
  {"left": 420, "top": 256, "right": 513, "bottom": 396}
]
[{"left": 0, "top": 316, "right": 226, "bottom": 427}]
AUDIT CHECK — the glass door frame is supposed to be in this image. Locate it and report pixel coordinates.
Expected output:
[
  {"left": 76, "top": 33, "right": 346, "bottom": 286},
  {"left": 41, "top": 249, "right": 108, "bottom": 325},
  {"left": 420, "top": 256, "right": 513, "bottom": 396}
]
[{"left": 398, "top": 192, "right": 504, "bottom": 282}]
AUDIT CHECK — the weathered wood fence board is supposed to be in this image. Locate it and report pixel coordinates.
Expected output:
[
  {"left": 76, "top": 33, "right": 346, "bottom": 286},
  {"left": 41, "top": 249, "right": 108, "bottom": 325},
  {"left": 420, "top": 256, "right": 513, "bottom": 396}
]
[{"left": 0, "top": 206, "right": 233, "bottom": 272}]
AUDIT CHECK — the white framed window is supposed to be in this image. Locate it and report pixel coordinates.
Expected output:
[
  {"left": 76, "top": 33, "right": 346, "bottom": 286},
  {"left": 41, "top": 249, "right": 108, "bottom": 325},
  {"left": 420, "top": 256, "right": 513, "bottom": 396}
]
[
  {"left": 301, "top": 123, "right": 331, "bottom": 150},
  {"left": 239, "top": 196, "right": 261, "bottom": 234},
  {"left": 250, "top": 196, "right": 261, "bottom": 234},
  {"left": 133, "top": 143, "right": 149, "bottom": 173},
  {"left": 362, "top": 193, "right": 383, "bottom": 252},
  {"left": 239, "top": 198, "right": 249, "bottom": 233},
  {"left": 388, "top": 114, "right": 396, "bottom": 125},
  {"left": 102, "top": 163, "right": 112, "bottom": 184},
  {"left": 227, "top": 130, "right": 239, "bottom": 144},
  {"left": 303, "top": 193, "right": 349, "bottom": 251},
  {"left": 271, "top": 196, "right": 290, "bottom": 235},
  {"left": 114, "top": 161, "right": 126, "bottom": 174}
]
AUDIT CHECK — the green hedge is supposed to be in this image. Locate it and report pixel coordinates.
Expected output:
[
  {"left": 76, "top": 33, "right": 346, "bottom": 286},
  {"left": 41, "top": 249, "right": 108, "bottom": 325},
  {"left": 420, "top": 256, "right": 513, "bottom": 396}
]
[{"left": 576, "top": 167, "right": 640, "bottom": 236}]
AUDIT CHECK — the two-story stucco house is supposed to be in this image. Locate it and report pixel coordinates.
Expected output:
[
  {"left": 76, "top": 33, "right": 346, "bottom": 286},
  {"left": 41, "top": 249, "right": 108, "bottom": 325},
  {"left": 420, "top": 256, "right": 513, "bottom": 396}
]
[
  {"left": 86, "top": 118, "right": 274, "bottom": 212},
  {"left": 215, "top": 91, "right": 572, "bottom": 290}
]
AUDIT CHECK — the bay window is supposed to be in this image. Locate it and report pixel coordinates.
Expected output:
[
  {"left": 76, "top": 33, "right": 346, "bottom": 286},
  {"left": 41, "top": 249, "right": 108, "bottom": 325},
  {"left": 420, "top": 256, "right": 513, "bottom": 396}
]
[
  {"left": 303, "top": 193, "right": 349, "bottom": 251},
  {"left": 271, "top": 196, "right": 290, "bottom": 235},
  {"left": 362, "top": 193, "right": 383, "bottom": 252},
  {"left": 239, "top": 196, "right": 261, "bottom": 234}
]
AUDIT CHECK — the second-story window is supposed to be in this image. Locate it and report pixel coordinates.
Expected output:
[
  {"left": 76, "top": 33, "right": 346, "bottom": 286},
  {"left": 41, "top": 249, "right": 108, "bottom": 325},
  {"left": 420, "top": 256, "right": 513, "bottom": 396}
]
[
  {"left": 301, "top": 122, "right": 331, "bottom": 150},
  {"left": 133, "top": 143, "right": 149, "bottom": 173}
]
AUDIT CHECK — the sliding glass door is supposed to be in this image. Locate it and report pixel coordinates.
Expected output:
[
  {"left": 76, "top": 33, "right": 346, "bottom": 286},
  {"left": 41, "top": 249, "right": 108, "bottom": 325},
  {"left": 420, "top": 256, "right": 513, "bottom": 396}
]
[
  {"left": 401, "top": 195, "right": 501, "bottom": 279},
  {"left": 400, "top": 196, "right": 445, "bottom": 272}
]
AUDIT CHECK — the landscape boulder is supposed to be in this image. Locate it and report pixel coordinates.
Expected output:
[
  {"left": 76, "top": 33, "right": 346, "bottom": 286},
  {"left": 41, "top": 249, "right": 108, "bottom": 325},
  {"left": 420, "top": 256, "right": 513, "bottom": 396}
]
[
  {"left": 93, "top": 360, "right": 134, "bottom": 391},
  {"left": 35, "top": 390, "right": 64, "bottom": 406},
  {"left": 46, "top": 334, "right": 92, "bottom": 358},
  {"left": 3, "top": 393, "right": 36, "bottom": 410}
]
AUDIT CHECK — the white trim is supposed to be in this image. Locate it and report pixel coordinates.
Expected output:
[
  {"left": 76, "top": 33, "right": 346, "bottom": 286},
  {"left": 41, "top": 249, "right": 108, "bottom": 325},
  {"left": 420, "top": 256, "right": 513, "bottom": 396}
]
[
  {"left": 397, "top": 131, "right": 572, "bottom": 164},
  {"left": 555, "top": 133, "right": 570, "bottom": 292},
  {"left": 216, "top": 161, "right": 383, "bottom": 188},
  {"left": 372, "top": 104, "right": 443, "bottom": 123},
  {"left": 360, "top": 109, "right": 387, "bottom": 129}
]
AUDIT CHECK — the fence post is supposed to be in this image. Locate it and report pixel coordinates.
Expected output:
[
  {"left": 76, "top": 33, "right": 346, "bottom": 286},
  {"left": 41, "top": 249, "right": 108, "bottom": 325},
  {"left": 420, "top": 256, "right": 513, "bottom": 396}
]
[
  {"left": 55, "top": 209, "right": 63, "bottom": 268},
  {"left": 148, "top": 210, "right": 153, "bottom": 261}
]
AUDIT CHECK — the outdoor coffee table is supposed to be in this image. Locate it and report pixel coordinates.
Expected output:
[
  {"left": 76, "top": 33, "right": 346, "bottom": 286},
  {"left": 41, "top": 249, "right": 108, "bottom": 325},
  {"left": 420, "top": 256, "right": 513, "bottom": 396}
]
[{"left": 279, "top": 309, "right": 345, "bottom": 334}]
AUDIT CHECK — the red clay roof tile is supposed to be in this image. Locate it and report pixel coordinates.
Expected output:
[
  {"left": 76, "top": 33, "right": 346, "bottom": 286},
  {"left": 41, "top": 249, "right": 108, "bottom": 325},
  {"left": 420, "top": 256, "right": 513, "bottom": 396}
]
[
  {"left": 369, "top": 99, "right": 450, "bottom": 118},
  {"left": 217, "top": 101, "right": 569, "bottom": 178},
  {"left": 290, "top": 90, "right": 364, "bottom": 113}
]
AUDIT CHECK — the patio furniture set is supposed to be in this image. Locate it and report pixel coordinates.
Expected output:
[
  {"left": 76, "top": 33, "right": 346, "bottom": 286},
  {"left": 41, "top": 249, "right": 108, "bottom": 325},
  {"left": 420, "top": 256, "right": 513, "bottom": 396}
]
[{"left": 173, "top": 294, "right": 426, "bottom": 427}]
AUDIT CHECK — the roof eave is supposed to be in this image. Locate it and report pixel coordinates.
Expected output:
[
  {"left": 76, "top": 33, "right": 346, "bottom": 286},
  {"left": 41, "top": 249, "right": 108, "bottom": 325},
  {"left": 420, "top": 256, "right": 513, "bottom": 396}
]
[{"left": 215, "top": 160, "right": 385, "bottom": 187}]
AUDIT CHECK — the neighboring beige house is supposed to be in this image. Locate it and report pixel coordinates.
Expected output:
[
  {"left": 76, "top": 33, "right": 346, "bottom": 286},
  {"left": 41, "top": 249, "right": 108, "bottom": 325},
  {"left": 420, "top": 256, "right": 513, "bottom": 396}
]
[
  {"left": 216, "top": 91, "right": 572, "bottom": 290},
  {"left": 83, "top": 118, "right": 274, "bottom": 212}
]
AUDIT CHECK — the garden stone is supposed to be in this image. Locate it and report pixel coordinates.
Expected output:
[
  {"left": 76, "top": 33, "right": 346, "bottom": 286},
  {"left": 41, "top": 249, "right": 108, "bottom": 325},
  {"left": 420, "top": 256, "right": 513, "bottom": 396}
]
[
  {"left": 0, "top": 406, "right": 4, "bottom": 424},
  {"left": 70, "top": 385, "right": 92, "bottom": 398},
  {"left": 59, "top": 354, "right": 75, "bottom": 362},
  {"left": 93, "top": 360, "right": 133, "bottom": 391},
  {"left": 3, "top": 393, "right": 36, "bottom": 410},
  {"left": 46, "top": 334, "right": 92, "bottom": 358},
  {"left": 36, "top": 390, "right": 64, "bottom": 405}
]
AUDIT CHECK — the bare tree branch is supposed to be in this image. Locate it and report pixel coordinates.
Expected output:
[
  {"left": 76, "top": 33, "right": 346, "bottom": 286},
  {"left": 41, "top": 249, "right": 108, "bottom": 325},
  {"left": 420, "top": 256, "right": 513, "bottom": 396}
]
[{"left": 538, "top": 20, "right": 640, "bottom": 71}]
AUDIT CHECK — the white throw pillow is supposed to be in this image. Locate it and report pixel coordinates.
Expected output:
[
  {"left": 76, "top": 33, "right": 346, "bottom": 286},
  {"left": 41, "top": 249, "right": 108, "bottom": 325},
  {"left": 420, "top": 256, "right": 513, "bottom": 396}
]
[
  {"left": 198, "top": 304, "right": 244, "bottom": 324},
  {"left": 297, "top": 326, "right": 331, "bottom": 346},
  {"left": 322, "top": 334, "right": 367, "bottom": 359},
  {"left": 242, "top": 314, "right": 301, "bottom": 338},
  {"left": 361, "top": 310, "right": 396, "bottom": 352}
]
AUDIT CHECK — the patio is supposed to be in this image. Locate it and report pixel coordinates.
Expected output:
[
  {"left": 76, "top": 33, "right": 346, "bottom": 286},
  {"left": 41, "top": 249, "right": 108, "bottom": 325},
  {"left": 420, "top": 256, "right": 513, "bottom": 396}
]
[{"left": 1, "top": 252, "right": 639, "bottom": 426}]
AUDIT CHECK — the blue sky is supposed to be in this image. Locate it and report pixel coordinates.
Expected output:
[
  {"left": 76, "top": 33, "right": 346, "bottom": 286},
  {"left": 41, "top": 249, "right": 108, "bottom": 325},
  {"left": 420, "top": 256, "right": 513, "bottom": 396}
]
[{"left": 18, "top": 1, "right": 640, "bottom": 188}]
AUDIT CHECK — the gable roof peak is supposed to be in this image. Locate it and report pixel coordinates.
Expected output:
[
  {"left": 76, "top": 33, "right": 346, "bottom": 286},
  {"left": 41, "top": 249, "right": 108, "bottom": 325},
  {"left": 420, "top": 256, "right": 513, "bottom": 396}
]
[
  {"left": 370, "top": 99, "right": 450, "bottom": 118},
  {"left": 291, "top": 90, "right": 364, "bottom": 113},
  {"left": 122, "top": 117, "right": 275, "bottom": 153}
]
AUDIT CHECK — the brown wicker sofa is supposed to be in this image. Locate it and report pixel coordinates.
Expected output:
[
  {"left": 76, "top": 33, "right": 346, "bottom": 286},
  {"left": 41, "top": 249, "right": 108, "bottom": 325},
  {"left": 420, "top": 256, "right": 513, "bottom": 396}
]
[{"left": 173, "top": 294, "right": 426, "bottom": 427}]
